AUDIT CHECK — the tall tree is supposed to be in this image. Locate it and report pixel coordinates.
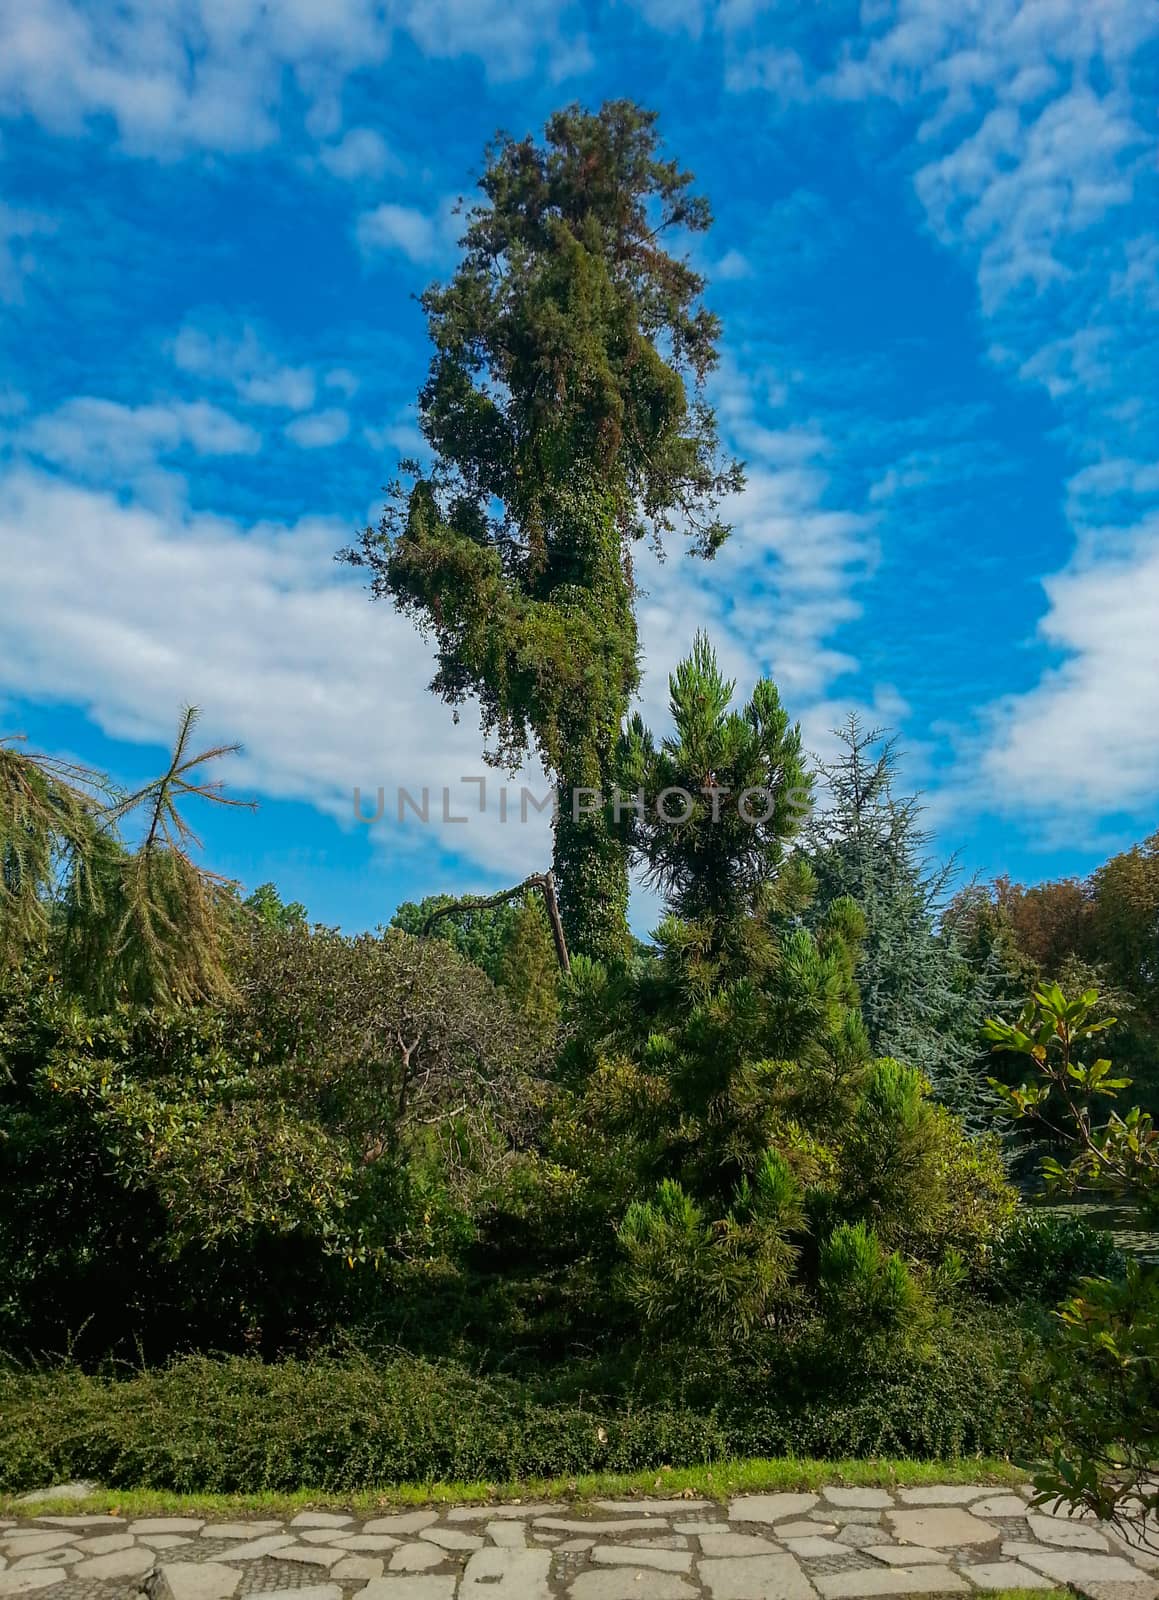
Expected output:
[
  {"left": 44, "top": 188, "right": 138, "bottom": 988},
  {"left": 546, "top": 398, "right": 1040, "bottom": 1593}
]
[{"left": 347, "top": 101, "right": 742, "bottom": 961}]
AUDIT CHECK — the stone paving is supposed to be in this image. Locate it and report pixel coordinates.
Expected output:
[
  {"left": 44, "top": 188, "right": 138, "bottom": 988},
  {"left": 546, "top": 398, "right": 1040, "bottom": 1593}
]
[{"left": 2, "top": 1484, "right": 1157, "bottom": 1600}]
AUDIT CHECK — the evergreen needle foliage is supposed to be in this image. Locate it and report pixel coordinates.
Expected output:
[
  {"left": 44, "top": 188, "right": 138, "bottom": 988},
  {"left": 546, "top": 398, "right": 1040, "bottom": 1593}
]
[
  {"left": 618, "top": 630, "right": 812, "bottom": 936},
  {"left": 804, "top": 717, "right": 1014, "bottom": 1119},
  {"left": 0, "top": 708, "right": 251, "bottom": 1008},
  {"left": 0, "top": 737, "right": 105, "bottom": 964}
]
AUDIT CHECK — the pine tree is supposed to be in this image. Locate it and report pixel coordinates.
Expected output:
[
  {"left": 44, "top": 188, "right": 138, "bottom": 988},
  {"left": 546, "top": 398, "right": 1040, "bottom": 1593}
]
[
  {"left": 803, "top": 716, "right": 1010, "bottom": 1119},
  {"left": 618, "top": 631, "right": 812, "bottom": 940},
  {"left": 0, "top": 736, "right": 104, "bottom": 965},
  {"left": 2, "top": 708, "right": 252, "bottom": 1008},
  {"left": 347, "top": 102, "right": 742, "bottom": 962}
]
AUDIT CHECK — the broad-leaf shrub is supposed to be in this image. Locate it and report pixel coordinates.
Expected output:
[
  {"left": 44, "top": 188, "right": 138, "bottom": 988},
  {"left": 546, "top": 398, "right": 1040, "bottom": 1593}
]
[
  {"left": 0, "top": 925, "right": 541, "bottom": 1359},
  {"left": 987, "top": 1210, "right": 1125, "bottom": 1306},
  {"left": 986, "top": 984, "right": 1158, "bottom": 1531}
]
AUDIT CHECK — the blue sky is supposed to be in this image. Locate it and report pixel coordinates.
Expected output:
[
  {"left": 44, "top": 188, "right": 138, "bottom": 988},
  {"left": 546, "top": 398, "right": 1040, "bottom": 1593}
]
[{"left": 1, "top": 0, "right": 1157, "bottom": 934}]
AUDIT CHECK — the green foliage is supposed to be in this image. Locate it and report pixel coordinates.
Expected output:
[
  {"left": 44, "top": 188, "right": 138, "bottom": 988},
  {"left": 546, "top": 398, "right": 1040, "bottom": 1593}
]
[
  {"left": 0, "top": 1311, "right": 1044, "bottom": 1492},
  {"left": 0, "top": 924, "right": 543, "bottom": 1360},
  {"left": 803, "top": 720, "right": 1016, "bottom": 1120},
  {"left": 67, "top": 707, "right": 255, "bottom": 1008},
  {"left": 834, "top": 1059, "right": 1016, "bottom": 1272},
  {"left": 497, "top": 895, "right": 560, "bottom": 1038},
  {"left": 534, "top": 658, "right": 1017, "bottom": 1352},
  {"left": 959, "top": 833, "right": 1159, "bottom": 1116},
  {"left": 346, "top": 102, "right": 743, "bottom": 959},
  {"left": 243, "top": 882, "right": 307, "bottom": 929},
  {"left": 1033, "top": 1262, "right": 1159, "bottom": 1527},
  {"left": 985, "top": 983, "right": 1158, "bottom": 1533},
  {"left": 618, "top": 632, "right": 811, "bottom": 933},
  {"left": 618, "top": 1174, "right": 798, "bottom": 1345},
  {"left": 0, "top": 737, "right": 103, "bottom": 964},
  {"left": 391, "top": 893, "right": 522, "bottom": 982},
  {"left": 0, "top": 646, "right": 1075, "bottom": 1494},
  {"left": 1, "top": 708, "right": 249, "bottom": 1010},
  {"left": 391, "top": 890, "right": 559, "bottom": 1037},
  {"left": 818, "top": 1222, "right": 924, "bottom": 1338},
  {"left": 987, "top": 1210, "right": 1125, "bottom": 1307},
  {"left": 985, "top": 983, "right": 1158, "bottom": 1215}
]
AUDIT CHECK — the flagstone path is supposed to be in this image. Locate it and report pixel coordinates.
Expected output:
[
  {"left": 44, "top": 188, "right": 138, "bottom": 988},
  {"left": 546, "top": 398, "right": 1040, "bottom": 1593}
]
[{"left": 3, "top": 1483, "right": 1157, "bottom": 1600}]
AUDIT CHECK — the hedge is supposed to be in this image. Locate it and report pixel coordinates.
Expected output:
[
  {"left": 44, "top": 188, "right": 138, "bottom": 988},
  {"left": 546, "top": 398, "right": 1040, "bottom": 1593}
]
[{"left": 0, "top": 1328, "right": 1042, "bottom": 1492}]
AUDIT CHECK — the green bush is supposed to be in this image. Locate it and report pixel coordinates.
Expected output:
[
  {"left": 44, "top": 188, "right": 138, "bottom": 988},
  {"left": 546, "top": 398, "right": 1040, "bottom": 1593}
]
[
  {"left": 0, "top": 1315, "right": 1043, "bottom": 1492},
  {"left": 835, "top": 1059, "right": 1016, "bottom": 1271},
  {"left": 818, "top": 1221, "right": 923, "bottom": 1337},
  {"left": 617, "top": 1169, "right": 799, "bottom": 1345},
  {"left": 0, "top": 927, "right": 542, "bottom": 1361},
  {"left": 987, "top": 1210, "right": 1126, "bottom": 1306}
]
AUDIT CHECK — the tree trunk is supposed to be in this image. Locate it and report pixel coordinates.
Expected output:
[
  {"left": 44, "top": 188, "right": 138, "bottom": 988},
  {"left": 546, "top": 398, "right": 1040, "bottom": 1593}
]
[{"left": 552, "top": 749, "right": 632, "bottom": 964}]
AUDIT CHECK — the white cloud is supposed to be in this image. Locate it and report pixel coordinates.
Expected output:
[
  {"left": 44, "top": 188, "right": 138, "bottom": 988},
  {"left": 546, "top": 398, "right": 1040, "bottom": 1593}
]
[
  {"left": 0, "top": 200, "right": 55, "bottom": 302},
  {"left": 0, "top": 0, "right": 592, "bottom": 158},
  {"left": 355, "top": 198, "right": 461, "bottom": 264},
  {"left": 365, "top": 417, "right": 426, "bottom": 458},
  {"left": 627, "top": 0, "right": 705, "bottom": 37},
  {"left": 1113, "top": 236, "right": 1159, "bottom": 309},
  {"left": 400, "top": 0, "right": 594, "bottom": 81},
  {"left": 285, "top": 408, "right": 349, "bottom": 449},
  {"left": 723, "top": 0, "right": 1159, "bottom": 828},
  {"left": 13, "top": 396, "right": 260, "bottom": 474},
  {"left": 628, "top": 358, "right": 876, "bottom": 735},
  {"left": 317, "top": 127, "right": 401, "bottom": 182},
  {"left": 324, "top": 368, "right": 360, "bottom": 398},
  {"left": 0, "top": 462, "right": 551, "bottom": 883},
  {"left": 726, "top": 45, "right": 809, "bottom": 99},
  {"left": 172, "top": 321, "right": 316, "bottom": 411},
  {"left": 976, "top": 512, "right": 1159, "bottom": 824},
  {"left": 714, "top": 248, "right": 754, "bottom": 281},
  {"left": 914, "top": 87, "right": 1141, "bottom": 312}
]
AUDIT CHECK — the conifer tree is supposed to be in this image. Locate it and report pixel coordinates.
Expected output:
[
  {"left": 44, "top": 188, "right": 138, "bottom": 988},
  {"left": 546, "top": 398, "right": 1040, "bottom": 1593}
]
[
  {"left": 64, "top": 706, "right": 253, "bottom": 1007},
  {"left": 802, "top": 717, "right": 1011, "bottom": 1118},
  {"left": 618, "top": 631, "right": 812, "bottom": 940},
  {"left": 1, "top": 709, "right": 250, "bottom": 1008},
  {"left": 347, "top": 102, "right": 742, "bottom": 962},
  {"left": 497, "top": 894, "right": 560, "bottom": 1039},
  {"left": 0, "top": 737, "right": 104, "bottom": 965}
]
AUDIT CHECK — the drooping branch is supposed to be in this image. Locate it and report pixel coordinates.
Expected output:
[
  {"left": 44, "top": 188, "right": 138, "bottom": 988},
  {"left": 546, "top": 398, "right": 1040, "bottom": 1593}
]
[
  {"left": 420, "top": 869, "right": 570, "bottom": 972},
  {"left": 113, "top": 706, "right": 255, "bottom": 857}
]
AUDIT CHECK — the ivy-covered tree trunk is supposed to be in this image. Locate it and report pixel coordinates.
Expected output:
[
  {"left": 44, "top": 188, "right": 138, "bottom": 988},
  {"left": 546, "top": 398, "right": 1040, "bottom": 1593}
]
[
  {"left": 346, "top": 101, "right": 742, "bottom": 961},
  {"left": 548, "top": 496, "right": 636, "bottom": 959},
  {"left": 554, "top": 749, "right": 631, "bottom": 963}
]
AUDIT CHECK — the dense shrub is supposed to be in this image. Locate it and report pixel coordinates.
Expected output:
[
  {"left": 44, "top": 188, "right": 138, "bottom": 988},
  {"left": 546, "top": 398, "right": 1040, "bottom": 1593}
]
[
  {"left": 987, "top": 1209, "right": 1126, "bottom": 1306},
  {"left": 833, "top": 1059, "right": 1016, "bottom": 1271},
  {"left": 0, "top": 928, "right": 543, "bottom": 1361},
  {"left": 817, "top": 1221, "right": 922, "bottom": 1337},
  {"left": 0, "top": 1314, "right": 1042, "bottom": 1492}
]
